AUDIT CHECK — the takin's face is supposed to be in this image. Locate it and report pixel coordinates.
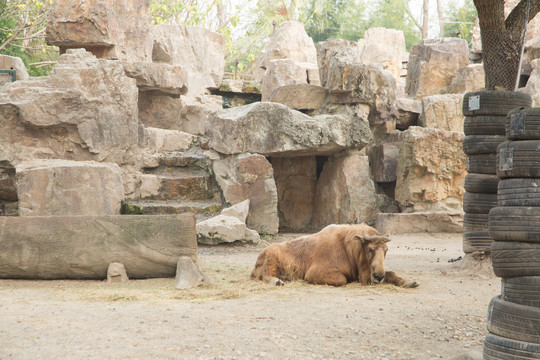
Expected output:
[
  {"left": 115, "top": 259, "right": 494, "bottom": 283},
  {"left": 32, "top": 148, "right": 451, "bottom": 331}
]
[{"left": 364, "top": 237, "right": 389, "bottom": 284}]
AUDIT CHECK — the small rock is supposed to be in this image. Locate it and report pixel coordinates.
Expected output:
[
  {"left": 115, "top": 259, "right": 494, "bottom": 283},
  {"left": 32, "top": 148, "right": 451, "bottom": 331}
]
[{"left": 107, "top": 262, "right": 129, "bottom": 283}]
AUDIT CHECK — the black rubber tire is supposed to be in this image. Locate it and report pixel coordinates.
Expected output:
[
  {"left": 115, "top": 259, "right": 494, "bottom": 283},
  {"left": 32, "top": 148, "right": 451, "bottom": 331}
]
[
  {"left": 462, "top": 91, "right": 531, "bottom": 116},
  {"left": 463, "top": 192, "right": 498, "bottom": 214},
  {"left": 497, "top": 140, "right": 540, "bottom": 178},
  {"left": 484, "top": 333, "right": 540, "bottom": 360},
  {"left": 502, "top": 277, "right": 540, "bottom": 308},
  {"left": 491, "top": 241, "right": 540, "bottom": 278},
  {"left": 464, "top": 173, "right": 499, "bottom": 194},
  {"left": 487, "top": 296, "right": 540, "bottom": 344},
  {"left": 463, "top": 213, "right": 489, "bottom": 232},
  {"left": 463, "top": 231, "right": 492, "bottom": 253},
  {"left": 498, "top": 178, "right": 540, "bottom": 207},
  {"left": 462, "top": 135, "right": 506, "bottom": 155},
  {"left": 506, "top": 107, "right": 540, "bottom": 140},
  {"left": 464, "top": 115, "right": 507, "bottom": 136},
  {"left": 467, "top": 153, "right": 497, "bottom": 174},
  {"left": 489, "top": 206, "right": 540, "bottom": 242}
]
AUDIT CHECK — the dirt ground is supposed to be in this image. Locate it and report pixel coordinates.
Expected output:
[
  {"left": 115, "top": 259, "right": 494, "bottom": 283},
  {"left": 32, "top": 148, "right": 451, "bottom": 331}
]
[{"left": 0, "top": 232, "right": 499, "bottom": 360}]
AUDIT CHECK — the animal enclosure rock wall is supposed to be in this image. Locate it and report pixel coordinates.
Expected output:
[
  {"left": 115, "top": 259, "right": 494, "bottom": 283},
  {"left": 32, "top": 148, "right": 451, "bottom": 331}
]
[
  {"left": 0, "top": 49, "right": 139, "bottom": 164},
  {"left": 16, "top": 159, "right": 124, "bottom": 216},
  {"left": 395, "top": 126, "right": 466, "bottom": 212}
]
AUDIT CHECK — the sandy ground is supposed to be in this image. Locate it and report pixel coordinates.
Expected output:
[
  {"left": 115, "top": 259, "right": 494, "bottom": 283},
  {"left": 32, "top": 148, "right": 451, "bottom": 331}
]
[{"left": 0, "top": 232, "right": 499, "bottom": 360}]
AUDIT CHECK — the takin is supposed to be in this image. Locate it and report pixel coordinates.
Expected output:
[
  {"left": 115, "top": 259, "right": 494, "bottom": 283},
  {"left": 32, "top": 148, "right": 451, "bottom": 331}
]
[{"left": 251, "top": 223, "right": 418, "bottom": 287}]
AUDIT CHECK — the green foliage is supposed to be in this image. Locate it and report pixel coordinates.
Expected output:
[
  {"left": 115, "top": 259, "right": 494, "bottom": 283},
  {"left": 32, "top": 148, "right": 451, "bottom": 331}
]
[
  {"left": 0, "top": 0, "right": 58, "bottom": 77},
  {"left": 299, "top": 0, "right": 367, "bottom": 43},
  {"left": 444, "top": 0, "right": 477, "bottom": 43},
  {"left": 366, "top": 0, "right": 420, "bottom": 50}
]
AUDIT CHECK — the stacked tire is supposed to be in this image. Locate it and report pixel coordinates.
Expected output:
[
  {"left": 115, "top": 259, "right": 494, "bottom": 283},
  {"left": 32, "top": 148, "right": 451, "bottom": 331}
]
[
  {"left": 462, "top": 91, "right": 531, "bottom": 254},
  {"left": 477, "top": 100, "right": 540, "bottom": 359}
]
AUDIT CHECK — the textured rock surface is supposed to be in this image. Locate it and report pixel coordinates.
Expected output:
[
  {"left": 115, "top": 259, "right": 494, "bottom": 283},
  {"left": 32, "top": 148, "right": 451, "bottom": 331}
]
[
  {"left": 419, "top": 94, "right": 465, "bottom": 132},
  {"left": 142, "top": 128, "right": 196, "bottom": 152},
  {"left": 254, "top": 21, "right": 318, "bottom": 83},
  {"left": 358, "top": 27, "right": 406, "bottom": 82},
  {"left": 196, "top": 200, "right": 260, "bottom": 244},
  {"left": 369, "top": 141, "right": 400, "bottom": 183},
  {"left": 317, "top": 38, "right": 398, "bottom": 125},
  {"left": 272, "top": 157, "right": 317, "bottom": 231},
  {"left": 443, "top": 64, "right": 485, "bottom": 94},
  {"left": 395, "top": 126, "right": 466, "bottom": 212},
  {"left": 523, "top": 59, "right": 540, "bottom": 106},
  {"left": 269, "top": 84, "right": 327, "bottom": 110},
  {"left": 175, "top": 256, "right": 211, "bottom": 289},
  {"left": 396, "top": 97, "right": 421, "bottom": 130},
  {"left": 122, "top": 62, "right": 186, "bottom": 95},
  {"left": 261, "top": 60, "right": 320, "bottom": 101},
  {"left": 0, "top": 214, "right": 197, "bottom": 279},
  {"left": 213, "top": 154, "right": 278, "bottom": 234},
  {"left": 206, "top": 102, "right": 371, "bottom": 157},
  {"left": 0, "top": 49, "right": 138, "bottom": 164},
  {"left": 0, "top": 55, "right": 29, "bottom": 81},
  {"left": 406, "top": 38, "right": 469, "bottom": 99},
  {"left": 46, "top": 0, "right": 152, "bottom": 62},
  {"left": 16, "top": 159, "right": 125, "bottom": 216},
  {"left": 149, "top": 25, "right": 225, "bottom": 95},
  {"left": 107, "top": 263, "right": 129, "bottom": 283},
  {"left": 375, "top": 212, "right": 464, "bottom": 234},
  {"left": 312, "top": 152, "right": 379, "bottom": 227},
  {"left": 317, "top": 39, "right": 361, "bottom": 88}
]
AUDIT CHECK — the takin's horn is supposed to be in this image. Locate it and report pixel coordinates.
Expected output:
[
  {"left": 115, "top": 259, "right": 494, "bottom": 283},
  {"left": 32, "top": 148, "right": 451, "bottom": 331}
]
[{"left": 363, "top": 233, "right": 391, "bottom": 243}]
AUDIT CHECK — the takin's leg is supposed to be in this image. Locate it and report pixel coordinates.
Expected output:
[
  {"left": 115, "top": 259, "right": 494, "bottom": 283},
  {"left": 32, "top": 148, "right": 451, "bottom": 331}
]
[
  {"left": 384, "top": 271, "right": 419, "bottom": 288},
  {"left": 304, "top": 266, "right": 348, "bottom": 286},
  {"left": 250, "top": 248, "right": 284, "bottom": 286}
]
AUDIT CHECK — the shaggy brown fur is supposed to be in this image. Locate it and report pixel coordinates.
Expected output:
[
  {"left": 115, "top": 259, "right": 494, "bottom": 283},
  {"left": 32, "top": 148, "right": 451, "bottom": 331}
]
[{"left": 251, "top": 224, "right": 418, "bottom": 287}]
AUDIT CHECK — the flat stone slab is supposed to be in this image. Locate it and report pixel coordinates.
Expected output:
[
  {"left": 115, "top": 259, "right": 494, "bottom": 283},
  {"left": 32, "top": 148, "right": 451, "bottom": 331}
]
[
  {"left": 0, "top": 214, "right": 197, "bottom": 279},
  {"left": 375, "top": 212, "right": 464, "bottom": 234}
]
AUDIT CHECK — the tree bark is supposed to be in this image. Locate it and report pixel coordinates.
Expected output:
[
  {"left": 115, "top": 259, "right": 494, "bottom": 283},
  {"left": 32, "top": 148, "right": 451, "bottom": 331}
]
[
  {"left": 422, "top": 0, "right": 430, "bottom": 39},
  {"left": 473, "top": 0, "right": 536, "bottom": 90},
  {"left": 0, "top": 215, "right": 198, "bottom": 279},
  {"left": 437, "top": 0, "right": 445, "bottom": 37}
]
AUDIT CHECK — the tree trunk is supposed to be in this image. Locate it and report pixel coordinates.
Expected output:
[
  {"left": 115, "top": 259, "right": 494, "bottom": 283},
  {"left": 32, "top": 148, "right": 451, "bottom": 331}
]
[
  {"left": 474, "top": 0, "right": 540, "bottom": 90},
  {"left": 422, "top": 0, "right": 430, "bottom": 39},
  {"left": 437, "top": 0, "right": 445, "bottom": 37},
  {"left": 0, "top": 214, "right": 198, "bottom": 279}
]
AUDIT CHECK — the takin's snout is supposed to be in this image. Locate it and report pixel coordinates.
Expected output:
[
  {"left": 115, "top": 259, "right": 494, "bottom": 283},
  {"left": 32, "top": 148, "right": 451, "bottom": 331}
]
[{"left": 371, "top": 273, "right": 385, "bottom": 284}]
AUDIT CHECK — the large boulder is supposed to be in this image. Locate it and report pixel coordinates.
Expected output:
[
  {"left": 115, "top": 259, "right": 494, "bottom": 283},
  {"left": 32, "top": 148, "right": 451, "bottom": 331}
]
[
  {"left": 396, "top": 97, "right": 421, "bottom": 130},
  {"left": 395, "top": 126, "right": 466, "bottom": 212},
  {"left": 523, "top": 59, "right": 540, "bottom": 106},
  {"left": 405, "top": 38, "right": 469, "bottom": 99},
  {"left": 212, "top": 154, "right": 279, "bottom": 234},
  {"left": 357, "top": 27, "right": 406, "bottom": 82},
  {"left": 121, "top": 62, "right": 186, "bottom": 95},
  {"left": 138, "top": 93, "right": 222, "bottom": 135},
  {"left": 16, "top": 159, "right": 124, "bottom": 216},
  {"left": 196, "top": 200, "right": 260, "bottom": 245},
  {"left": 419, "top": 94, "right": 465, "bottom": 132},
  {"left": 0, "top": 55, "right": 29, "bottom": 81},
  {"left": 272, "top": 157, "right": 317, "bottom": 231},
  {"left": 269, "top": 83, "right": 327, "bottom": 111},
  {"left": 317, "top": 39, "right": 361, "bottom": 88},
  {"left": 261, "top": 60, "right": 320, "bottom": 101},
  {"left": 312, "top": 151, "right": 379, "bottom": 227},
  {"left": 46, "top": 0, "right": 152, "bottom": 62},
  {"left": 317, "top": 39, "right": 398, "bottom": 125},
  {"left": 0, "top": 49, "right": 139, "bottom": 164},
  {"left": 206, "top": 102, "right": 372, "bottom": 157},
  {"left": 149, "top": 25, "right": 225, "bottom": 95},
  {"left": 254, "top": 21, "right": 318, "bottom": 83},
  {"left": 443, "top": 64, "right": 485, "bottom": 94}
]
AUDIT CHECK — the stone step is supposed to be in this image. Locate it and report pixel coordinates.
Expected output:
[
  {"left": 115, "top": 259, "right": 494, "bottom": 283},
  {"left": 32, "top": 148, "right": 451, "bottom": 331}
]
[
  {"left": 157, "top": 152, "right": 209, "bottom": 170},
  {"left": 121, "top": 200, "right": 222, "bottom": 221},
  {"left": 140, "top": 173, "right": 215, "bottom": 201}
]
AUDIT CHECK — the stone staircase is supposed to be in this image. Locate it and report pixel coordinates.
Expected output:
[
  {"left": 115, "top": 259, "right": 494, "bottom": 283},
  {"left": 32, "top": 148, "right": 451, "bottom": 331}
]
[{"left": 122, "top": 152, "right": 223, "bottom": 221}]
